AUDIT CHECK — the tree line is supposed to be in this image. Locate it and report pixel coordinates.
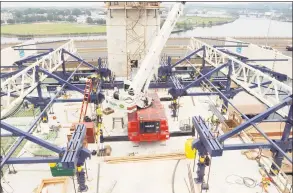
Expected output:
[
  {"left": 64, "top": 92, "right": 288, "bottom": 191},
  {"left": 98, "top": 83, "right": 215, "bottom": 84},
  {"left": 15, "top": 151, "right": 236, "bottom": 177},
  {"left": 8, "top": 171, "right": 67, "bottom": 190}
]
[
  {"left": 5, "top": 8, "right": 92, "bottom": 17},
  {"left": 2, "top": 16, "right": 106, "bottom": 25},
  {"left": 1, "top": 8, "right": 108, "bottom": 24}
]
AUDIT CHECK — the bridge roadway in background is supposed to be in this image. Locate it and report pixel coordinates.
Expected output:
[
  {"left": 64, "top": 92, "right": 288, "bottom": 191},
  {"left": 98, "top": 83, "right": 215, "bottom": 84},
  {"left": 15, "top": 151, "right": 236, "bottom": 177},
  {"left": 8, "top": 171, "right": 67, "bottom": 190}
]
[{"left": 1, "top": 37, "right": 292, "bottom": 61}]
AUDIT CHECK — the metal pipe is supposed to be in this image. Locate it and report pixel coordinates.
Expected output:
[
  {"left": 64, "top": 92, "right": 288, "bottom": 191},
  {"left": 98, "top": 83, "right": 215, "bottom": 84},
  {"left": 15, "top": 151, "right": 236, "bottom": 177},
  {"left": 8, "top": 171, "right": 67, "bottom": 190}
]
[{"left": 0, "top": 62, "right": 83, "bottom": 168}]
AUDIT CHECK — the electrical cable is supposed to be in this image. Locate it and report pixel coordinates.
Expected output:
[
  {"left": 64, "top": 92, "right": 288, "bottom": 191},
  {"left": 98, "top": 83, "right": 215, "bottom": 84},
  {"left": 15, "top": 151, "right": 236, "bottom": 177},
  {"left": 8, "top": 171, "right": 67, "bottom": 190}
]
[
  {"left": 225, "top": 174, "right": 258, "bottom": 188},
  {"left": 71, "top": 176, "right": 77, "bottom": 193},
  {"left": 172, "top": 159, "right": 181, "bottom": 193}
]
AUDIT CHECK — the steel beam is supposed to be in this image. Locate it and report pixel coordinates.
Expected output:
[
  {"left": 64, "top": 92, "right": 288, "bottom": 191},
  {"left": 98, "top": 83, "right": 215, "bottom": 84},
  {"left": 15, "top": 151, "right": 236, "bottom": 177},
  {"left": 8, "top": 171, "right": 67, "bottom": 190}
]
[
  {"left": 13, "top": 48, "right": 53, "bottom": 51},
  {"left": 281, "top": 104, "right": 293, "bottom": 141},
  {"left": 0, "top": 66, "right": 20, "bottom": 69},
  {"left": 171, "top": 47, "right": 203, "bottom": 68},
  {"left": 0, "top": 62, "right": 82, "bottom": 168},
  {"left": 218, "top": 96, "right": 292, "bottom": 163},
  {"left": 6, "top": 157, "right": 60, "bottom": 164},
  {"left": 202, "top": 45, "right": 206, "bottom": 68},
  {"left": 223, "top": 143, "right": 273, "bottom": 150},
  {"left": 42, "top": 79, "right": 227, "bottom": 90},
  {"left": 189, "top": 68, "right": 293, "bottom": 163},
  {"left": 62, "top": 49, "right": 100, "bottom": 72},
  {"left": 1, "top": 40, "right": 76, "bottom": 118},
  {"left": 244, "top": 59, "right": 289, "bottom": 62},
  {"left": 39, "top": 67, "right": 83, "bottom": 93},
  {"left": 217, "top": 49, "right": 248, "bottom": 60},
  {"left": 1, "top": 122, "right": 62, "bottom": 153},
  {"left": 255, "top": 119, "right": 288, "bottom": 123},
  {"left": 14, "top": 51, "right": 53, "bottom": 66},
  {"left": 192, "top": 116, "right": 223, "bottom": 156},
  {"left": 183, "top": 62, "right": 229, "bottom": 90},
  {"left": 61, "top": 124, "right": 90, "bottom": 169},
  {"left": 218, "top": 97, "right": 291, "bottom": 142},
  {"left": 214, "top": 45, "right": 249, "bottom": 48},
  {"left": 222, "top": 61, "right": 232, "bottom": 112},
  {"left": 186, "top": 92, "right": 222, "bottom": 96},
  {"left": 189, "top": 38, "right": 292, "bottom": 117},
  {"left": 248, "top": 64, "right": 287, "bottom": 81},
  {"left": 0, "top": 68, "right": 26, "bottom": 79}
]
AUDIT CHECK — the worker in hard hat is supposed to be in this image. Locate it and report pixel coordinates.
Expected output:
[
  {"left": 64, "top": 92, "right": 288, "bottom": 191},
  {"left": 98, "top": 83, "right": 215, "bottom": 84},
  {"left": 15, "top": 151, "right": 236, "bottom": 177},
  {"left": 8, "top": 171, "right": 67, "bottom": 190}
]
[{"left": 49, "top": 115, "right": 60, "bottom": 132}]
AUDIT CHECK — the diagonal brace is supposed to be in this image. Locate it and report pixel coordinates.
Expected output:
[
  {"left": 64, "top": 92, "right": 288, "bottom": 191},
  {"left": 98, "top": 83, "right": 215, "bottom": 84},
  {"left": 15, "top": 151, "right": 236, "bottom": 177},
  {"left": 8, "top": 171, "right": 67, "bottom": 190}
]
[
  {"left": 171, "top": 47, "right": 203, "bottom": 68},
  {"left": 218, "top": 97, "right": 292, "bottom": 142},
  {"left": 38, "top": 67, "right": 83, "bottom": 93},
  {"left": 0, "top": 63, "right": 83, "bottom": 168},
  {"left": 0, "top": 122, "right": 62, "bottom": 153},
  {"left": 62, "top": 49, "right": 100, "bottom": 72},
  {"left": 184, "top": 62, "right": 229, "bottom": 90}
]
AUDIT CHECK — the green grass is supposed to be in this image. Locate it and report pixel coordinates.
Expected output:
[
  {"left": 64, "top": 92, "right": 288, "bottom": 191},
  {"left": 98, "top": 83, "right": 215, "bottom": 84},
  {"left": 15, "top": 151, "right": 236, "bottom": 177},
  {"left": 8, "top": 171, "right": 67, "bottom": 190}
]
[
  {"left": 176, "top": 16, "right": 236, "bottom": 27},
  {"left": 13, "top": 106, "right": 41, "bottom": 118},
  {"left": 185, "top": 16, "right": 235, "bottom": 24},
  {"left": 1, "top": 22, "right": 106, "bottom": 35}
]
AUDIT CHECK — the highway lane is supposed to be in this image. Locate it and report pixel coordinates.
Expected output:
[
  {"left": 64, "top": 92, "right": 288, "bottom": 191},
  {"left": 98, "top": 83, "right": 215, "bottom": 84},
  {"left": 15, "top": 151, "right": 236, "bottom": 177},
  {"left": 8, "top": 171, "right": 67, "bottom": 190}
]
[
  {"left": 1, "top": 37, "right": 291, "bottom": 59},
  {"left": 1, "top": 37, "right": 291, "bottom": 49},
  {"left": 73, "top": 47, "right": 292, "bottom": 61}
]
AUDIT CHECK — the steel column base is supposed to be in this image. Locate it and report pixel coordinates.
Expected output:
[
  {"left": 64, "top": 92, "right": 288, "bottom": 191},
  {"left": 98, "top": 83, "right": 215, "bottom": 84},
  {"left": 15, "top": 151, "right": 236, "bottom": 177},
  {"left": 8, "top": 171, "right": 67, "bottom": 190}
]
[
  {"left": 77, "top": 169, "right": 88, "bottom": 192},
  {"left": 195, "top": 162, "right": 206, "bottom": 183}
]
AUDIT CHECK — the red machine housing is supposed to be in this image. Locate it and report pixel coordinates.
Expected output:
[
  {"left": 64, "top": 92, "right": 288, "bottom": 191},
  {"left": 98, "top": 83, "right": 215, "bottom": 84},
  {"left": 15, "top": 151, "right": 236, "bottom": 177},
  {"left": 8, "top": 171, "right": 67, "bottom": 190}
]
[{"left": 128, "top": 92, "right": 170, "bottom": 142}]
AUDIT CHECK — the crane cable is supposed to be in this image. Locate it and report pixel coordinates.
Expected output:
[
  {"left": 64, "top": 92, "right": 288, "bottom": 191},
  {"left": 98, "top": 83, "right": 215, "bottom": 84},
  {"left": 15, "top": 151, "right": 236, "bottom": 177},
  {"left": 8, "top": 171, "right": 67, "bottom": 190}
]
[{"left": 172, "top": 159, "right": 181, "bottom": 193}]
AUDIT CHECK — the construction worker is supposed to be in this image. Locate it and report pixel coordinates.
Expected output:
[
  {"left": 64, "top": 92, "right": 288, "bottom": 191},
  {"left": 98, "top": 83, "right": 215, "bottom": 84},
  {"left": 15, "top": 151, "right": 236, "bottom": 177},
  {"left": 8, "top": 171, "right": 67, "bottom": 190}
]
[
  {"left": 99, "top": 129, "right": 104, "bottom": 150},
  {"left": 259, "top": 176, "right": 272, "bottom": 193},
  {"left": 23, "top": 100, "right": 29, "bottom": 109},
  {"left": 49, "top": 116, "right": 60, "bottom": 132}
]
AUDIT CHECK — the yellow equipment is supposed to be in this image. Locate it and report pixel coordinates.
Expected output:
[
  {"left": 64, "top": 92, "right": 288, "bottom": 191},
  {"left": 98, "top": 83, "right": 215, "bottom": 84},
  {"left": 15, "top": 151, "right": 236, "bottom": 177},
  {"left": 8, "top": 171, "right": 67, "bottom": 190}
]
[{"left": 185, "top": 138, "right": 197, "bottom": 159}]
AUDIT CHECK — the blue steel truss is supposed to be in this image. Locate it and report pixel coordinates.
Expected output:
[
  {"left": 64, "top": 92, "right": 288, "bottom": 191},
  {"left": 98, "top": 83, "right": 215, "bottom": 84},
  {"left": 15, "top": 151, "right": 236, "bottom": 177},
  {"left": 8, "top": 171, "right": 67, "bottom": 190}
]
[{"left": 0, "top": 41, "right": 291, "bottom": 189}]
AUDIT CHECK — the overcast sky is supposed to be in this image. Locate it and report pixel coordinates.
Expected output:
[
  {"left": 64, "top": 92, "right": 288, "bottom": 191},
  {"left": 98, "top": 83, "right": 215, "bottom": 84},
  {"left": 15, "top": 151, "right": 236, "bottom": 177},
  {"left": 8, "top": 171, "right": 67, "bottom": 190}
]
[
  {"left": 1, "top": 2, "right": 104, "bottom": 8},
  {"left": 1, "top": 1, "right": 255, "bottom": 8}
]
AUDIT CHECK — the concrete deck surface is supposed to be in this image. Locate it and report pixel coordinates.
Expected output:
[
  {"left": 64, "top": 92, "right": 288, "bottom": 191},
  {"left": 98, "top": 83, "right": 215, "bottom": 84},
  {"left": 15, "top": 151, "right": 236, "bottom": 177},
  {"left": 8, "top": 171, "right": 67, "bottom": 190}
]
[{"left": 0, "top": 89, "right": 283, "bottom": 193}]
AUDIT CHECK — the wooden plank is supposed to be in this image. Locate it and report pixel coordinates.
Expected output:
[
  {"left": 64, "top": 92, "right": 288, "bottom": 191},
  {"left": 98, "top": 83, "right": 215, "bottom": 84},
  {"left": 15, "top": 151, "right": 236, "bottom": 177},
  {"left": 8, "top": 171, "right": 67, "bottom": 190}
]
[
  {"left": 36, "top": 177, "right": 68, "bottom": 193},
  {"left": 104, "top": 153, "right": 186, "bottom": 164}
]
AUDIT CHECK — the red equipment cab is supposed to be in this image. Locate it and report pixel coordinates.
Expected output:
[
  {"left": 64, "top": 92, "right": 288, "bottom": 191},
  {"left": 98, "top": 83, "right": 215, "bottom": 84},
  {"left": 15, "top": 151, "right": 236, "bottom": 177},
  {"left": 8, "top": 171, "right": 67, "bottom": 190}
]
[{"left": 128, "top": 92, "right": 169, "bottom": 142}]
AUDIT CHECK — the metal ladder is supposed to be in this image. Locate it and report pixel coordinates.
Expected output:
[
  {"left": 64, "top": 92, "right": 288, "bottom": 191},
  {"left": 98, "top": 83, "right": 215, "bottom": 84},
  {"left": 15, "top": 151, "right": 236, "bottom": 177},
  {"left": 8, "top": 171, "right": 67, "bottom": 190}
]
[{"left": 79, "top": 79, "right": 93, "bottom": 123}]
